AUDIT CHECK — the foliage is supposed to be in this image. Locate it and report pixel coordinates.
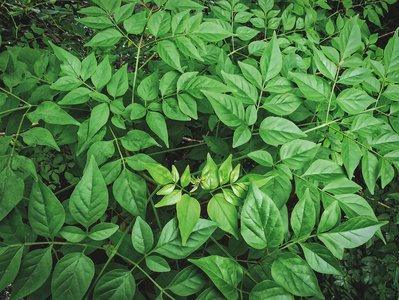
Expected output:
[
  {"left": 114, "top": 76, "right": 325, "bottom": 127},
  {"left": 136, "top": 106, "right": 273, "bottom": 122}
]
[{"left": 1, "top": 0, "right": 399, "bottom": 299}]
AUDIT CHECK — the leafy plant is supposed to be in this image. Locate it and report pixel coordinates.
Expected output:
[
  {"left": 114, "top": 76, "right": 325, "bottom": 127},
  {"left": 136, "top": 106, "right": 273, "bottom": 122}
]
[{"left": 1, "top": 0, "right": 398, "bottom": 299}]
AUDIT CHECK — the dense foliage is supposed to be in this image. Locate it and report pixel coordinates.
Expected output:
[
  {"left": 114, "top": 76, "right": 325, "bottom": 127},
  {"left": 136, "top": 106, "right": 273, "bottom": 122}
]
[{"left": 1, "top": 0, "right": 399, "bottom": 299}]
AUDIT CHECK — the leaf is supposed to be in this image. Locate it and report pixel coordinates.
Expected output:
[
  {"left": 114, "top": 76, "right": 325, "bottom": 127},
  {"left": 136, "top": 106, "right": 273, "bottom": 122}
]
[
  {"left": 291, "top": 189, "right": 316, "bottom": 239},
  {"left": 93, "top": 269, "right": 136, "bottom": 300},
  {"left": 11, "top": 248, "right": 52, "bottom": 300},
  {"left": 114, "top": 3, "right": 134, "bottom": 23},
  {"left": 22, "top": 127, "right": 60, "bottom": 151},
  {"left": 383, "top": 29, "right": 399, "bottom": 74},
  {"left": 0, "top": 167, "right": 24, "bottom": 222},
  {"left": 89, "top": 223, "right": 118, "bottom": 241},
  {"left": 201, "top": 153, "right": 220, "bottom": 190},
  {"left": 335, "top": 194, "right": 377, "bottom": 220},
  {"left": 188, "top": 256, "right": 243, "bottom": 300},
  {"left": 113, "top": 169, "right": 147, "bottom": 217},
  {"left": 313, "top": 48, "right": 337, "bottom": 81},
  {"left": 58, "top": 87, "right": 91, "bottom": 105},
  {"left": 248, "top": 150, "right": 273, "bottom": 167},
  {"left": 154, "top": 218, "right": 218, "bottom": 259},
  {"left": 271, "top": 252, "right": 323, "bottom": 298},
  {"left": 146, "top": 111, "right": 169, "bottom": 147},
  {"left": 362, "top": 151, "right": 379, "bottom": 194},
  {"left": 92, "top": 56, "right": 112, "bottom": 90},
  {"left": 218, "top": 154, "right": 233, "bottom": 185},
  {"left": 88, "top": 103, "right": 109, "bottom": 140},
  {"left": 141, "top": 161, "right": 173, "bottom": 185},
  {"left": 233, "top": 125, "right": 251, "bottom": 148},
  {"left": 260, "top": 32, "right": 282, "bottom": 81},
  {"left": 250, "top": 280, "right": 293, "bottom": 300},
  {"left": 124, "top": 12, "right": 146, "bottom": 34},
  {"left": 28, "top": 101, "right": 80, "bottom": 126},
  {"left": 177, "top": 194, "right": 200, "bottom": 246},
  {"left": 49, "top": 41, "right": 81, "bottom": 77},
  {"left": 241, "top": 183, "right": 284, "bottom": 249},
  {"left": 121, "top": 130, "right": 158, "bottom": 151},
  {"left": 238, "top": 61, "right": 262, "bottom": 89},
  {"left": 303, "top": 159, "right": 345, "bottom": 182},
  {"left": 300, "top": 243, "right": 344, "bottom": 275},
  {"left": 157, "top": 40, "right": 183, "bottom": 73},
  {"left": 175, "top": 36, "right": 204, "bottom": 61},
  {"left": 10, "top": 154, "right": 38, "bottom": 181},
  {"left": 317, "top": 201, "right": 341, "bottom": 233},
  {"left": 336, "top": 88, "right": 375, "bottom": 114},
  {"left": 0, "top": 247, "right": 23, "bottom": 292},
  {"left": 137, "top": 71, "right": 159, "bottom": 102},
  {"left": 51, "top": 253, "right": 95, "bottom": 300},
  {"left": 148, "top": 11, "right": 171, "bottom": 37},
  {"left": 208, "top": 193, "right": 239, "bottom": 239},
  {"left": 69, "top": 156, "right": 108, "bottom": 228},
  {"left": 379, "top": 159, "right": 394, "bottom": 188},
  {"left": 339, "top": 17, "right": 362, "bottom": 60},
  {"left": 85, "top": 28, "right": 123, "bottom": 47},
  {"left": 202, "top": 91, "right": 245, "bottom": 127},
  {"left": 59, "top": 226, "right": 87, "bottom": 242},
  {"left": 193, "top": 22, "right": 232, "bottom": 42},
  {"left": 107, "top": 64, "right": 128, "bottom": 98},
  {"left": 289, "top": 72, "right": 330, "bottom": 102},
  {"left": 166, "top": 265, "right": 207, "bottom": 296},
  {"left": 132, "top": 216, "right": 154, "bottom": 254},
  {"left": 338, "top": 68, "right": 372, "bottom": 85},
  {"left": 262, "top": 93, "right": 302, "bottom": 116},
  {"left": 28, "top": 181, "right": 65, "bottom": 238},
  {"left": 178, "top": 94, "right": 198, "bottom": 119},
  {"left": 163, "top": 98, "right": 191, "bottom": 121},
  {"left": 259, "top": 117, "right": 306, "bottom": 146},
  {"left": 259, "top": 0, "right": 274, "bottom": 13},
  {"left": 341, "top": 137, "right": 362, "bottom": 179},
  {"left": 351, "top": 114, "right": 383, "bottom": 137},
  {"left": 155, "top": 190, "right": 182, "bottom": 207},
  {"left": 280, "top": 139, "right": 319, "bottom": 170},
  {"left": 221, "top": 70, "right": 258, "bottom": 105},
  {"left": 146, "top": 255, "right": 171, "bottom": 272},
  {"left": 323, "top": 178, "right": 361, "bottom": 194},
  {"left": 76, "top": 16, "right": 114, "bottom": 29}
]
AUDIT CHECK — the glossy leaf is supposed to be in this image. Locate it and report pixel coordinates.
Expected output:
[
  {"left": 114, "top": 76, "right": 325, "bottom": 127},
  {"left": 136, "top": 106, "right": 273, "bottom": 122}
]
[
  {"left": 208, "top": 193, "right": 239, "bottom": 239},
  {"left": 93, "top": 269, "right": 135, "bottom": 300},
  {"left": 291, "top": 189, "right": 316, "bottom": 239},
  {"left": 250, "top": 280, "right": 293, "bottom": 300},
  {"left": 300, "top": 243, "right": 344, "bottom": 275},
  {"left": 177, "top": 194, "right": 200, "bottom": 246},
  {"left": 260, "top": 117, "right": 306, "bottom": 146}
]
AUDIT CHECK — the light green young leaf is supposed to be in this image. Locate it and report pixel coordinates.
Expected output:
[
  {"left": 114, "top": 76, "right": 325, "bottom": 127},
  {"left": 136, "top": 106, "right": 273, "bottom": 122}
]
[
  {"left": 49, "top": 41, "right": 81, "bottom": 77},
  {"left": 338, "top": 68, "right": 372, "bottom": 85},
  {"left": 218, "top": 154, "right": 233, "bottom": 185},
  {"left": 155, "top": 190, "right": 182, "bottom": 207},
  {"left": 148, "top": 11, "right": 171, "bottom": 36},
  {"left": 88, "top": 103, "right": 109, "bottom": 140},
  {"left": 379, "top": 159, "right": 394, "bottom": 188},
  {"left": 317, "top": 201, "right": 341, "bottom": 233},
  {"left": 141, "top": 161, "right": 173, "bottom": 185},
  {"left": 383, "top": 28, "right": 399, "bottom": 74},
  {"left": 28, "top": 101, "right": 80, "bottom": 126},
  {"left": 238, "top": 61, "right": 263, "bottom": 89},
  {"left": 248, "top": 150, "right": 273, "bottom": 167},
  {"left": 339, "top": 17, "right": 362, "bottom": 60},
  {"left": 58, "top": 87, "right": 91, "bottom": 105},
  {"left": 85, "top": 28, "right": 123, "bottom": 47},
  {"left": 233, "top": 125, "right": 251, "bottom": 148},
  {"left": 291, "top": 189, "right": 316, "bottom": 239},
  {"left": 81, "top": 52, "right": 97, "bottom": 81},
  {"left": 260, "top": 117, "right": 306, "bottom": 146},
  {"left": 124, "top": 12, "right": 147, "bottom": 34},
  {"left": 59, "top": 226, "right": 87, "bottom": 242},
  {"left": 208, "top": 193, "right": 239, "bottom": 239},
  {"left": 22, "top": 127, "right": 60, "bottom": 151},
  {"left": 201, "top": 153, "right": 219, "bottom": 190},
  {"left": 178, "top": 94, "right": 198, "bottom": 119},
  {"left": 138, "top": 71, "right": 159, "bottom": 102},
  {"left": 262, "top": 93, "right": 302, "bottom": 116},
  {"left": 175, "top": 36, "right": 204, "bottom": 61},
  {"left": 121, "top": 130, "right": 158, "bottom": 151},
  {"left": 163, "top": 98, "right": 191, "bottom": 121},
  {"left": 313, "top": 48, "right": 337, "bottom": 81},
  {"left": 146, "top": 111, "right": 169, "bottom": 147},
  {"left": 146, "top": 255, "right": 171, "bottom": 272},
  {"left": 192, "top": 22, "right": 232, "bottom": 42},
  {"left": 221, "top": 70, "right": 258, "bottom": 105},
  {"left": 76, "top": 16, "right": 114, "bottom": 29},
  {"left": 323, "top": 178, "right": 361, "bottom": 194},
  {"left": 132, "top": 216, "right": 154, "bottom": 254},
  {"left": 92, "top": 56, "right": 112, "bottom": 90},
  {"left": 93, "top": 269, "right": 136, "bottom": 300},
  {"left": 157, "top": 40, "right": 183, "bottom": 73},
  {"left": 177, "top": 194, "right": 200, "bottom": 246},
  {"left": 89, "top": 223, "right": 119, "bottom": 241}
]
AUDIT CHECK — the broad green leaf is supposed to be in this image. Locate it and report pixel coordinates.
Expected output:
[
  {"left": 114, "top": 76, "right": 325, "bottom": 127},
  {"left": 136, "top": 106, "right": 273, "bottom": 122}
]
[
  {"left": 11, "top": 248, "right": 52, "bottom": 300},
  {"left": 260, "top": 117, "right": 306, "bottom": 146},
  {"left": 335, "top": 194, "right": 377, "bottom": 220},
  {"left": 92, "top": 56, "right": 112, "bottom": 90},
  {"left": 58, "top": 87, "right": 91, "bottom": 105},
  {"left": 233, "top": 125, "right": 251, "bottom": 148},
  {"left": 193, "top": 22, "right": 232, "bottom": 42},
  {"left": 157, "top": 40, "right": 183, "bottom": 72},
  {"left": 50, "top": 76, "right": 82, "bottom": 91},
  {"left": 160, "top": 71, "right": 179, "bottom": 96},
  {"left": 146, "top": 255, "right": 171, "bottom": 272},
  {"left": 250, "top": 280, "right": 293, "bottom": 300},
  {"left": 49, "top": 41, "right": 81, "bottom": 76},
  {"left": 28, "top": 181, "right": 65, "bottom": 238},
  {"left": 379, "top": 159, "right": 394, "bottom": 188},
  {"left": 164, "top": 0, "right": 205, "bottom": 10},
  {"left": 303, "top": 159, "right": 345, "bottom": 182},
  {"left": 154, "top": 218, "right": 218, "bottom": 259},
  {"left": 260, "top": 166, "right": 292, "bottom": 209},
  {"left": 0, "top": 247, "right": 23, "bottom": 292},
  {"left": 124, "top": 12, "right": 146, "bottom": 34},
  {"left": 92, "top": 0, "right": 121, "bottom": 13},
  {"left": 114, "top": 3, "right": 135, "bottom": 23},
  {"left": 280, "top": 139, "right": 319, "bottom": 170},
  {"left": 93, "top": 269, "right": 136, "bottom": 300},
  {"left": 291, "top": 189, "right": 316, "bottom": 239},
  {"left": 201, "top": 153, "right": 220, "bottom": 189},
  {"left": 107, "top": 64, "right": 128, "bottom": 98},
  {"left": 338, "top": 68, "right": 372, "bottom": 85},
  {"left": 51, "top": 253, "right": 95, "bottom": 300},
  {"left": 88, "top": 103, "right": 109, "bottom": 140},
  {"left": 69, "top": 156, "right": 108, "bottom": 227},
  {"left": 148, "top": 11, "right": 171, "bottom": 37},
  {"left": 313, "top": 48, "right": 337, "bottom": 81},
  {"left": 0, "top": 168, "right": 24, "bottom": 222},
  {"left": 221, "top": 70, "right": 258, "bottom": 105},
  {"left": 208, "top": 193, "right": 239, "bottom": 239},
  {"left": 262, "top": 93, "right": 302, "bottom": 116},
  {"left": 86, "top": 140, "right": 115, "bottom": 167},
  {"left": 248, "top": 150, "right": 273, "bottom": 167},
  {"left": 300, "top": 243, "right": 344, "bottom": 275},
  {"left": 129, "top": 103, "right": 147, "bottom": 120},
  {"left": 22, "top": 127, "right": 60, "bottom": 151},
  {"left": 76, "top": 16, "right": 114, "bottom": 29},
  {"left": 89, "top": 223, "right": 118, "bottom": 240},
  {"left": 336, "top": 88, "right": 375, "bottom": 114},
  {"left": 341, "top": 137, "right": 362, "bottom": 179},
  {"left": 138, "top": 71, "right": 159, "bottom": 102},
  {"left": 178, "top": 94, "right": 198, "bottom": 119},
  {"left": 323, "top": 178, "right": 361, "bottom": 194},
  {"left": 259, "top": 0, "right": 274, "bottom": 13},
  {"left": 339, "top": 17, "right": 362, "bottom": 60},
  {"left": 383, "top": 28, "right": 399, "bottom": 74},
  {"left": 28, "top": 101, "right": 80, "bottom": 126},
  {"left": 175, "top": 36, "right": 204, "bottom": 61},
  {"left": 350, "top": 114, "right": 383, "bottom": 137},
  {"left": 260, "top": 33, "right": 282, "bottom": 81},
  {"left": 317, "top": 201, "right": 341, "bottom": 233},
  {"left": 361, "top": 151, "right": 379, "bottom": 194},
  {"left": 113, "top": 169, "right": 147, "bottom": 217},
  {"left": 177, "top": 194, "right": 200, "bottom": 246},
  {"left": 85, "top": 28, "right": 123, "bottom": 47},
  {"left": 10, "top": 154, "right": 38, "bottom": 181},
  {"left": 218, "top": 154, "right": 233, "bottom": 185},
  {"left": 155, "top": 189, "right": 182, "bottom": 207},
  {"left": 146, "top": 111, "right": 169, "bottom": 147},
  {"left": 289, "top": 72, "right": 330, "bottom": 102},
  {"left": 132, "top": 216, "right": 154, "bottom": 254},
  {"left": 241, "top": 183, "right": 284, "bottom": 249},
  {"left": 238, "top": 61, "right": 262, "bottom": 89},
  {"left": 163, "top": 98, "right": 191, "bottom": 121},
  {"left": 141, "top": 161, "right": 173, "bottom": 185},
  {"left": 121, "top": 130, "right": 158, "bottom": 151},
  {"left": 166, "top": 265, "right": 207, "bottom": 296},
  {"left": 372, "top": 132, "right": 399, "bottom": 151},
  {"left": 188, "top": 256, "right": 243, "bottom": 300},
  {"left": 271, "top": 252, "right": 323, "bottom": 298},
  {"left": 59, "top": 226, "right": 87, "bottom": 242}
]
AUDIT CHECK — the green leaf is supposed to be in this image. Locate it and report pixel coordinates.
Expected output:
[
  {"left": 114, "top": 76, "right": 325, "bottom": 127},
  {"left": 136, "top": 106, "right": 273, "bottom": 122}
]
[
  {"left": 92, "top": 56, "right": 112, "bottom": 90},
  {"left": 0, "top": 167, "right": 24, "bottom": 222},
  {"left": 218, "top": 154, "right": 233, "bottom": 185},
  {"left": 351, "top": 114, "right": 383, "bottom": 137},
  {"left": 164, "top": 0, "right": 205, "bottom": 10},
  {"left": 303, "top": 159, "right": 345, "bottom": 182},
  {"left": 22, "top": 127, "right": 60, "bottom": 151},
  {"left": 59, "top": 226, "right": 87, "bottom": 242},
  {"left": 300, "top": 243, "right": 344, "bottom": 275},
  {"left": 241, "top": 183, "right": 284, "bottom": 249},
  {"left": 318, "top": 201, "right": 341, "bottom": 233},
  {"left": 271, "top": 252, "right": 323, "bottom": 298},
  {"left": 51, "top": 253, "right": 95, "bottom": 300},
  {"left": 260, "top": 32, "right": 282, "bottom": 81},
  {"left": 175, "top": 36, "right": 204, "bottom": 61},
  {"left": 0, "top": 247, "right": 23, "bottom": 292},
  {"left": 107, "top": 64, "right": 128, "bottom": 98},
  {"left": 10, "top": 154, "right": 38, "bottom": 181},
  {"left": 49, "top": 41, "right": 81, "bottom": 77},
  {"left": 208, "top": 193, "right": 239, "bottom": 239},
  {"left": 362, "top": 151, "right": 379, "bottom": 194},
  {"left": 148, "top": 11, "right": 171, "bottom": 37},
  {"left": 129, "top": 103, "right": 147, "bottom": 120},
  {"left": 339, "top": 17, "right": 362, "bottom": 60},
  {"left": 141, "top": 161, "right": 173, "bottom": 185},
  {"left": 114, "top": 4, "right": 135, "bottom": 23},
  {"left": 89, "top": 223, "right": 118, "bottom": 240},
  {"left": 260, "top": 117, "right": 306, "bottom": 146},
  {"left": 335, "top": 194, "right": 377, "bottom": 220},
  {"left": 146, "top": 255, "right": 171, "bottom": 272},
  {"left": 121, "top": 130, "right": 158, "bottom": 151},
  {"left": 379, "top": 159, "right": 394, "bottom": 188},
  {"left": 221, "top": 70, "right": 258, "bottom": 105},
  {"left": 238, "top": 61, "right": 262, "bottom": 89},
  {"left": 28, "top": 101, "right": 80, "bottom": 126},
  {"left": 88, "top": 103, "right": 109, "bottom": 140},
  {"left": 341, "top": 137, "right": 362, "bottom": 179},
  {"left": 138, "top": 71, "right": 159, "bottom": 102},
  {"left": 201, "top": 153, "right": 219, "bottom": 189},
  {"left": 250, "top": 280, "right": 293, "bottom": 300},
  {"left": 93, "top": 269, "right": 136, "bottom": 300},
  {"left": 69, "top": 156, "right": 108, "bottom": 227},
  {"left": 177, "top": 194, "right": 200, "bottom": 246},
  {"left": 259, "top": 0, "right": 274, "bottom": 13},
  {"left": 146, "top": 111, "right": 169, "bottom": 147},
  {"left": 338, "top": 68, "right": 372, "bottom": 85},
  {"left": 166, "top": 265, "right": 207, "bottom": 296},
  {"left": 262, "top": 93, "right": 302, "bottom": 116},
  {"left": 11, "top": 248, "right": 52, "bottom": 300},
  {"left": 336, "top": 88, "right": 375, "bottom": 114},
  {"left": 113, "top": 169, "right": 147, "bottom": 217},
  {"left": 289, "top": 72, "right": 330, "bottom": 102},
  {"left": 313, "top": 48, "right": 337, "bottom": 81},
  {"left": 193, "top": 22, "right": 232, "bottom": 42},
  {"left": 291, "top": 189, "right": 316, "bottom": 239},
  {"left": 58, "top": 87, "right": 91, "bottom": 105},
  {"left": 248, "top": 150, "right": 274, "bottom": 167},
  {"left": 154, "top": 218, "right": 218, "bottom": 259},
  {"left": 155, "top": 190, "right": 182, "bottom": 207},
  {"left": 280, "top": 139, "right": 319, "bottom": 170},
  {"left": 323, "top": 178, "right": 361, "bottom": 194},
  {"left": 132, "top": 216, "right": 154, "bottom": 254},
  {"left": 163, "top": 98, "right": 191, "bottom": 121},
  {"left": 188, "top": 256, "right": 243, "bottom": 300},
  {"left": 233, "top": 125, "right": 251, "bottom": 148},
  {"left": 28, "top": 181, "right": 65, "bottom": 238},
  {"left": 76, "top": 16, "right": 114, "bottom": 29},
  {"left": 157, "top": 40, "right": 183, "bottom": 73},
  {"left": 85, "top": 28, "right": 123, "bottom": 47},
  {"left": 178, "top": 94, "right": 198, "bottom": 119},
  {"left": 202, "top": 91, "right": 245, "bottom": 127},
  {"left": 124, "top": 12, "right": 146, "bottom": 34},
  {"left": 383, "top": 29, "right": 399, "bottom": 74}
]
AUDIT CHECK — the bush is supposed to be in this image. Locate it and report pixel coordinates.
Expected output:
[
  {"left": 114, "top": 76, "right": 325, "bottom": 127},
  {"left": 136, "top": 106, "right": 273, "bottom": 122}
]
[{"left": 1, "top": 0, "right": 398, "bottom": 299}]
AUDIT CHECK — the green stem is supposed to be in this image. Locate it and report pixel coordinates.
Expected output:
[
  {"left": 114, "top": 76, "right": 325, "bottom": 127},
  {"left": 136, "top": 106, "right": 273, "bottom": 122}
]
[
  {"left": 131, "top": 35, "right": 143, "bottom": 104},
  {"left": 149, "top": 185, "right": 162, "bottom": 230},
  {"left": 8, "top": 106, "right": 31, "bottom": 166},
  {"left": 110, "top": 127, "right": 126, "bottom": 169}
]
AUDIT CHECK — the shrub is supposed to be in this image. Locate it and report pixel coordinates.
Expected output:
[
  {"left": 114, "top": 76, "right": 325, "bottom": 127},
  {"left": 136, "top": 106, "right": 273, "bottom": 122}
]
[{"left": 0, "top": 0, "right": 398, "bottom": 299}]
